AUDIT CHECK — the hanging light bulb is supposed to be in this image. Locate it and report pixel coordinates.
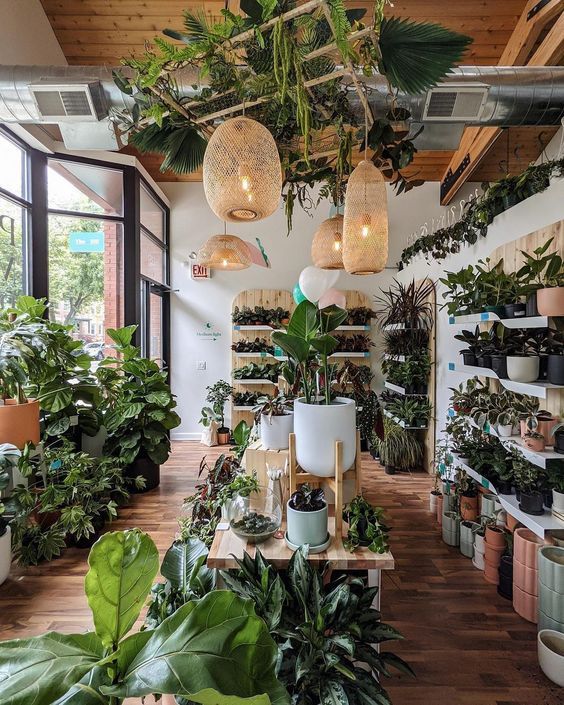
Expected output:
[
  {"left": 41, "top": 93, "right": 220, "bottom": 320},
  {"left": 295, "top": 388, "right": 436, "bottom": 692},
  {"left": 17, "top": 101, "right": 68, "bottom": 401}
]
[
  {"left": 197, "top": 234, "right": 251, "bottom": 271},
  {"left": 311, "top": 214, "right": 344, "bottom": 270},
  {"left": 203, "top": 116, "right": 282, "bottom": 222}
]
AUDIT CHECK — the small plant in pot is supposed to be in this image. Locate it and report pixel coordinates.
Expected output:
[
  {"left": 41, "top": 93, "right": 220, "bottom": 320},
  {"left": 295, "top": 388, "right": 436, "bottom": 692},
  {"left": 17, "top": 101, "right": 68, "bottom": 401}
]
[
  {"left": 454, "top": 326, "right": 484, "bottom": 367},
  {"left": 496, "top": 411, "right": 516, "bottom": 438},
  {"left": 523, "top": 416, "right": 546, "bottom": 452},
  {"left": 551, "top": 422, "right": 564, "bottom": 455},
  {"left": 506, "top": 332, "right": 540, "bottom": 384},
  {"left": 253, "top": 391, "right": 293, "bottom": 451},
  {"left": 512, "top": 453, "right": 545, "bottom": 515},
  {"left": 227, "top": 484, "right": 282, "bottom": 544},
  {"left": 342, "top": 495, "right": 390, "bottom": 553},
  {"left": 374, "top": 417, "right": 424, "bottom": 474},
  {"left": 547, "top": 466, "right": 564, "bottom": 518},
  {"left": 286, "top": 484, "right": 328, "bottom": 550},
  {"left": 517, "top": 236, "right": 564, "bottom": 317},
  {"left": 203, "top": 379, "right": 233, "bottom": 445}
]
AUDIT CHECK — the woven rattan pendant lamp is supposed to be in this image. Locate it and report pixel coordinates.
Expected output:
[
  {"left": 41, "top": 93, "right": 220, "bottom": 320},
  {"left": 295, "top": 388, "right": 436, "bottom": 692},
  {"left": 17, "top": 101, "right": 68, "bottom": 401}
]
[
  {"left": 343, "top": 107, "right": 388, "bottom": 275},
  {"left": 311, "top": 214, "right": 344, "bottom": 269},
  {"left": 203, "top": 116, "right": 282, "bottom": 223},
  {"left": 197, "top": 224, "right": 251, "bottom": 271}
]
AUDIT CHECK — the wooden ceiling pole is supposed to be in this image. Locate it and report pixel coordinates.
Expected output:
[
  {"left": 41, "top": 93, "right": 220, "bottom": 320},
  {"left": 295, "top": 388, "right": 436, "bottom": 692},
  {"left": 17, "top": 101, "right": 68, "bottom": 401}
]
[{"left": 439, "top": 0, "right": 564, "bottom": 205}]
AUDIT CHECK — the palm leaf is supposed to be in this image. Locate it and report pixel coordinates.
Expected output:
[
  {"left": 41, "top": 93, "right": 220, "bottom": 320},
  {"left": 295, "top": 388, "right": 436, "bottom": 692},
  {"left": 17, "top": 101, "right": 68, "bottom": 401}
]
[
  {"left": 378, "top": 17, "right": 472, "bottom": 95},
  {"left": 182, "top": 10, "right": 212, "bottom": 41},
  {"left": 129, "top": 122, "right": 207, "bottom": 174}
]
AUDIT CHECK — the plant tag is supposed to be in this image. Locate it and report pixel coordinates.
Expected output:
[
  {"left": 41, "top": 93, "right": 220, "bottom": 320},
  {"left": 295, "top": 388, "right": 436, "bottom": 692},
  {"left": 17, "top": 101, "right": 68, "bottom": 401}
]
[
  {"left": 448, "top": 362, "right": 455, "bottom": 370},
  {"left": 216, "top": 522, "right": 230, "bottom": 531},
  {"left": 481, "top": 478, "right": 490, "bottom": 489},
  {"left": 70, "top": 415, "right": 79, "bottom": 427}
]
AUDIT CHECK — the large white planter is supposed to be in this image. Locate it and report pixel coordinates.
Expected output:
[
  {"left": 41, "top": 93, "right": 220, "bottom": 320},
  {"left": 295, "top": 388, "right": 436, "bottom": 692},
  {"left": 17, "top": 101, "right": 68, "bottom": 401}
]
[
  {"left": 538, "top": 630, "right": 564, "bottom": 687},
  {"left": 506, "top": 355, "right": 540, "bottom": 383},
  {"left": 552, "top": 488, "right": 564, "bottom": 518},
  {"left": 293, "top": 397, "right": 356, "bottom": 477},
  {"left": 0, "top": 527, "right": 11, "bottom": 585},
  {"left": 260, "top": 412, "right": 293, "bottom": 450}
]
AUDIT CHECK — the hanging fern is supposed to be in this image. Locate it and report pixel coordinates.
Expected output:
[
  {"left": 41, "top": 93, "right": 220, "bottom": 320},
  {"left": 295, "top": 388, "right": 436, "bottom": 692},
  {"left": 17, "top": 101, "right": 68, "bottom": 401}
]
[{"left": 378, "top": 17, "right": 472, "bottom": 94}]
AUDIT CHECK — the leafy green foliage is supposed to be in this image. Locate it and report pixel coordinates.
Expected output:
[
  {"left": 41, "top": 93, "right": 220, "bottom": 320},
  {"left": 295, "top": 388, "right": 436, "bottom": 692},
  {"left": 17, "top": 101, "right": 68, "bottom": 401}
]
[
  {"left": 129, "top": 120, "right": 207, "bottom": 174},
  {"left": 221, "top": 546, "right": 413, "bottom": 705},
  {"left": 343, "top": 495, "right": 391, "bottom": 553},
  {"left": 378, "top": 17, "right": 471, "bottom": 94}
]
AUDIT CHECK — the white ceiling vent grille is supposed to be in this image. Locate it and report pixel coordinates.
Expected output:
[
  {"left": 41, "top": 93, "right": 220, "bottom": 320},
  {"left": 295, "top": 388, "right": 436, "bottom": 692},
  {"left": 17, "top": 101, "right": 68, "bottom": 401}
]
[
  {"left": 29, "top": 82, "right": 107, "bottom": 122},
  {"left": 423, "top": 86, "right": 489, "bottom": 121}
]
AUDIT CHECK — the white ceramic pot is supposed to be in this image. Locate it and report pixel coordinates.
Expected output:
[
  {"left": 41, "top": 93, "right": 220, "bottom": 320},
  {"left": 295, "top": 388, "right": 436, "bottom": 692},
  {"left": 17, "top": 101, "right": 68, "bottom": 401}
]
[
  {"left": 538, "top": 630, "right": 564, "bottom": 687},
  {"left": 0, "top": 527, "right": 11, "bottom": 585},
  {"left": 286, "top": 500, "right": 328, "bottom": 547},
  {"left": 552, "top": 489, "right": 564, "bottom": 518},
  {"left": 293, "top": 397, "right": 356, "bottom": 477},
  {"left": 260, "top": 412, "right": 293, "bottom": 450},
  {"left": 429, "top": 491, "right": 440, "bottom": 513},
  {"left": 497, "top": 423, "right": 514, "bottom": 438},
  {"left": 474, "top": 532, "right": 486, "bottom": 553},
  {"left": 506, "top": 356, "right": 540, "bottom": 383},
  {"left": 473, "top": 546, "right": 485, "bottom": 571}
]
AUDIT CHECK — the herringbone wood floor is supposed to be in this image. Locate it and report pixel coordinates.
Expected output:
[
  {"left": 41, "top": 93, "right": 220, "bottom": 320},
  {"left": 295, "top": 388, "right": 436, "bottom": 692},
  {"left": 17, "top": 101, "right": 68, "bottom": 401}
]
[{"left": 0, "top": 443, "right": 559, "bottom": 705}]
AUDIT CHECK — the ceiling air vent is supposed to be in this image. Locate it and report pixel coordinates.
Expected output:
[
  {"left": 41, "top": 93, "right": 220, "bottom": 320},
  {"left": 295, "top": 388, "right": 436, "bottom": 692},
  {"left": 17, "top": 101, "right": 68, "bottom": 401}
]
[
  {"left": 423, "top": 86, "right": 489, "bottom": 121},
  {"left": 28, "top": 81, "right": 108, "bottom": 122}
]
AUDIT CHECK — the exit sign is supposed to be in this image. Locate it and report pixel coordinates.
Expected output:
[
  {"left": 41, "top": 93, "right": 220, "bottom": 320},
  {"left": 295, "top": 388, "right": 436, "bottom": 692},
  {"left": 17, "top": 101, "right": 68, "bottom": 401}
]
[
  {"left": 68, "top": 232, "right": 105, "bottom": 253},
  {"left": 191, "top": 263, "right": 210, "bottom": 280}
]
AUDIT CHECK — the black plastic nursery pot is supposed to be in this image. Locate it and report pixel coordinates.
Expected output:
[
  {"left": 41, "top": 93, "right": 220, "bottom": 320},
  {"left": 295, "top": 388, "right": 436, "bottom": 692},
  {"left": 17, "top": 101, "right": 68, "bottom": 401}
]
[
  {"left": 126, "top": 455, "right": 160, "bottom": 492},
  {"left": 462, "top": 351, "right": 477, "bottom": 366},
  {"left": 484, "top": 305, "right": 505, "bottom": 317},
  {"left": 526, "top": 292, "right": 539, "bottom": 317},
  {"left": 360, "top": 437, "right": 369, "bottom": 452},
  {"left": 476, "top": 355, "right": 492, "bottom": 369},
  {"left": 495, "top": 479, "right": 513, "bottom": 495},
  {"left": 518, "top": 490, "right": 544, "bottom": 516},
  {"left": 548, "top": 354, "right": 564, "bottom": 385},
  {"left": 539, "top": 354, "right": 549, "bottom": 381},
  {"left": 543, "top": 489, "right": 553, "bottom": 509},
  {"left": 497, "top": 555, "right": 513, "bottom": 600},
  {"left": 490, "top": 354, "right": 508, "bottom": 379},
  {"left": 385, "top": 465, "right": 397, "bottom": 475},
  {"left": 503, "top": 302, "right": 526, "bottom": 319},
  {"left": 554, "top": 430, "right": 564, "bottom": 454}
]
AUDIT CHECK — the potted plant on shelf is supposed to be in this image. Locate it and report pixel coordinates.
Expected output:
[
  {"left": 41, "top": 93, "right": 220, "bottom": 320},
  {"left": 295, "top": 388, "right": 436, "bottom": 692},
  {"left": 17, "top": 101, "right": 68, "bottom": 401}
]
[
  {"left": 517, "top": 237, "right": 564, "bottom": 317},
  {"left": 101, "top": 326, "right": 181, "bottom": 491},
  {"left": 253, "top": 391, "right": 293, "bottom": 450},
  {"left": 342, "top": 495, "right": 390, "bottom": 553},
  {"left": 506, "top": 331, "right": 540, "bottom": 383},
  {"left": 545, "top": 330, "right": 564, "bottom": 385},
  {"left": 374, "top": 417, "right": 424, "bottom": 474},
  {"left": 272, "top": 300, "right": 355, "bottom": 477},
  {"left": 547, "top": 466, "right": 564, "bottom": 518},
  {"left": 456, "top": 470, "right": 478, "bottom": 521},
  {"left": 202, "top": 379, "right": 233, "bottom": 445},
  {"left": 551, "top": 422, "right": 564, "bottom": 455},
  {"left": 512, "top": 453, "right": 545, "bottom": 515},
  {"left": 496, "top": 411, "right": 516, "bottom": 437},
  {"left": 286, "top": 484, "right": 328, "bottom": 550},
  {"left": 454, "top": 326, "right": 484, "bottom": 367}
]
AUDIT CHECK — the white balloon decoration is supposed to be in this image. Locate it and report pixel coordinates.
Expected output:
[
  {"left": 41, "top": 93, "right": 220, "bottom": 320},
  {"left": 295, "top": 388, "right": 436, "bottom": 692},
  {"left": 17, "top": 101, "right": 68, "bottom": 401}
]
[{"left": 298, "top": 266, "right": 339, "bottom": 303}]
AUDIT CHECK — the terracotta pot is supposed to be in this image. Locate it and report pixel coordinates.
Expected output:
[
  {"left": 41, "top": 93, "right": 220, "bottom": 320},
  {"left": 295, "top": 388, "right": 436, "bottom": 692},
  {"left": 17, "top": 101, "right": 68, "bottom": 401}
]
[
  {"left": 0, "top": 399, "right": 40, "bottom": 449},
  {"left": 506, "top": 513, "right": 520, "bottom": 533},
  {"left": 460, "top": 493, "right": 478, "bottom": 521},
  {"left": 537, "top": 416, "right": 559, "bottom": 446},
  {"left": 512, "top": 583, "right": 538, "bottom": 623},
  {"left": 513, "top": 556, "right": 539, "bottom": 596},
  {"left": 523, "top": 435, "right": 545, "bottom": 452},
  {"left": 217, "top": 431, "right": 231, "bottom": 445},
  {"left": 537, "top": 286, "right": 564, "bottom": 317},
  {"left": 514, "top": 527, "right": 550, "bottom": 569},
  {"left": 485, "top": 525, "right": 506, "bottom": 549},
  {"left": 484, "top": 542, "right": 505, "bottom": 567},
  {"left": 484, "top": 558, "right": 499, "bottom": 585}
]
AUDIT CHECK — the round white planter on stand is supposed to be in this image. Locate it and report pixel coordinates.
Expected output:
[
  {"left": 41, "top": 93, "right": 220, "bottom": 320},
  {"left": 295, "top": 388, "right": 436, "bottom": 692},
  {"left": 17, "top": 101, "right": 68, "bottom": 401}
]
[
  {"left": 260, "top": 412, "right": 294, "bottom": 450},
  {"left": 506, "top": 356, "right": 540, "bottom": 383},
  {"left": 0, "top": 527, "right": 11, "bottom": 585},
  {"left": 293, "top": 397, "right": 356, "bottom": 477}
]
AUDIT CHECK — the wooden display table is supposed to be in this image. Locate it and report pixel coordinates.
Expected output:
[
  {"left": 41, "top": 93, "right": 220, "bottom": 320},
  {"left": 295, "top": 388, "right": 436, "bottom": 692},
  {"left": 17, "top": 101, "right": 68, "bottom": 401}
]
[{"left": 208, "top": 522, "right": 394, "bottom": 609}]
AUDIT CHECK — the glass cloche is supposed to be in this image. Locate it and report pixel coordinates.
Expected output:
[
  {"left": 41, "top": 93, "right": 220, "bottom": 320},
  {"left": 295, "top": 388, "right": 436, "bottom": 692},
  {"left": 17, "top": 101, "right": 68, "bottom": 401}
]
[{"left": 227, "top": 485, "right": 282, "bottom": 544}]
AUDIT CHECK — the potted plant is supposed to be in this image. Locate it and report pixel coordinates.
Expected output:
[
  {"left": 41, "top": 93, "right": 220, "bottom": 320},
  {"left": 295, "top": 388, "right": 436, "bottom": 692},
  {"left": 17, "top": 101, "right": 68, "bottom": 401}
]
[
  {"left": 334, "top": 362, "right": 381, "bottom": 452},
  {"left": 551, "top": 422, "right": 564, "bottom": 454},
  {"left": 528, "top": 240, "right": 564, "bottom": 317},
  {"left": 496, "top": 411, "right": 515, "bottom": 437},
  {"left": 512, "top": 454, "right": 544, "bottom": 515},
  {"left": 547, "top": 467, "right": 564, "bottom": 518},
  {"left": 254, "top": 391, "right": 293, "bottom": 450},
  {"left": 454, "top": 326, "right": 483, "bottom": 366},
  {"left": 342, "top": 495, "right": 390, "bottom": 553},
  {"left": 203, "top": 380, "right": 233, "bottom": 445},
  {"left": 442, "top": 510, "right": 460, "bottom": 547},
  {"left": 273, "top": 301, "right": 356, "bottom": 477},
  {"left": 286, "top": 484, "right": 328, "bottom": 549},
  {"left": 0, "top": 444, "right": 19, "bottom": 584},
  {"left": 102, "top": 326, "right": 181, "bottom": 491},
  {"left": 522, "top": 415, "right": 546, "bottom": 452},
  {"left": 374, "top": 417, "right": 424, "bottom": 474},
  {"left": 506, "top": 332, "right": 540, "bottom": 383}
]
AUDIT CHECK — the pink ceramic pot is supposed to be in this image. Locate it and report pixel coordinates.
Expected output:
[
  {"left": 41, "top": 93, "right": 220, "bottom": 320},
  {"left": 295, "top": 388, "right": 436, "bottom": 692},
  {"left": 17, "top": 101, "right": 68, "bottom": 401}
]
[
  {"left": 486, "top": 525, "right": 506, "bottom": 549},
  {"left": 537, "top": 286, "right": 564, "bottom": 317},
  {"left": 538, "top": 416, "right": 559, "bottom": 446},
  {"left": 484, "top": 558, "right": 500, "bottom": 585},
  {"left": 513, "top": 556, "right": 539, "bottom": 596},
  {"left": 514, "top": 528, "right": 549, "bottom": 570},
  {"left": 484, "top": 542, "right": 504, "bottom": 567},
  {"left": 513, "top": 583, "right": 538, "bottom": 623}
]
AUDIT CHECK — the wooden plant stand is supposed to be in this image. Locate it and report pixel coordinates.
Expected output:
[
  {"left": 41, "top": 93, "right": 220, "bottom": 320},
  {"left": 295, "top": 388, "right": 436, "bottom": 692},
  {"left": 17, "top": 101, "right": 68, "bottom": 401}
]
[{"left": 288, "top": 430, "right": 362, "bottom": 537}]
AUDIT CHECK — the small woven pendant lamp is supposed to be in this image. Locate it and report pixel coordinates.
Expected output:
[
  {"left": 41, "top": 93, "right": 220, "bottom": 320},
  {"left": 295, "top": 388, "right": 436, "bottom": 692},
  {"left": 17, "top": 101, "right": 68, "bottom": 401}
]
[
  {"left": 311, "top": 214, "right": 344, "bottom": 269},
  {"left": 343, "top": 107, "right": 388, "bottom": 275},
  {"left": 197, "top": 223, "right": 251, "bottom": 271},
  {"left": 203, "top": 116, "right": 282, "bottom": 223}
]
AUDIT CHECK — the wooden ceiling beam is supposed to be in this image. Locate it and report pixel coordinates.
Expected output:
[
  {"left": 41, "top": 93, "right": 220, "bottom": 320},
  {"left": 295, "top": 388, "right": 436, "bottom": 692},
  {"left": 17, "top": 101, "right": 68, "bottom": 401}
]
[{"left": 439, "top": 0, "right": 564, "bottom": 205}]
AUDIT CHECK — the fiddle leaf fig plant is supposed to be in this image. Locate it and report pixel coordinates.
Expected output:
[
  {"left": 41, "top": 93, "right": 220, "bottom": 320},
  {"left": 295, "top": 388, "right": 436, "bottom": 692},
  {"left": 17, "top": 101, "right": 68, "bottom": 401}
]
[{"left": 0, "top": 529, "right": 287, "bottom": 705}]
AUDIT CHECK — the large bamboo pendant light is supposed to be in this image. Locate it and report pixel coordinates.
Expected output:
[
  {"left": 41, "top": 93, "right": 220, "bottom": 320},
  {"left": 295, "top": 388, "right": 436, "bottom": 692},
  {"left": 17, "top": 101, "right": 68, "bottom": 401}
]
[
  {"left": 311, "top": 214, "right": 344, "bottom": 269},
  {"left": 197, "top": 225, "right": 251, "bottom": 271},
  {"left": 342, "top": 108, "right": 388, "bottom": 275},
  {"left": 203, "top": 116, "right": 282, "bottom": 223}
]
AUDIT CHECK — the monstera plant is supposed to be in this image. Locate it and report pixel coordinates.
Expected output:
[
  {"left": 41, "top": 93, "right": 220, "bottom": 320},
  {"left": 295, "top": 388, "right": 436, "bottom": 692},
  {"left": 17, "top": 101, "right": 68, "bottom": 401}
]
[{"left": 0, "top": 529, "right": 288, "bottom": 705}]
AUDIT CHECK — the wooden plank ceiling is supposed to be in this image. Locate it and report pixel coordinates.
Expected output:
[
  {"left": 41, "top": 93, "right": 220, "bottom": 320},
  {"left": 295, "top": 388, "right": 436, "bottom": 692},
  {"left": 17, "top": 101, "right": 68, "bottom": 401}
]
[{"left": 41, "top": 0, "right": 552, "bottom": 185}]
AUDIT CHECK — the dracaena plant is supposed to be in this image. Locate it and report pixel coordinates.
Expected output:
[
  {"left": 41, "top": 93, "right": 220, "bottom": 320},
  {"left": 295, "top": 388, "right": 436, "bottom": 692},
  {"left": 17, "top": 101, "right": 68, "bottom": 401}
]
[
  {"left": 0, "top": 529, "right": 287, "bottom": 705},
  {"left": 220, "top": 546, "right": 413, "bottom": 705},
  {"left": 272, "top": 300, "right": 347, "bottom": 404}
]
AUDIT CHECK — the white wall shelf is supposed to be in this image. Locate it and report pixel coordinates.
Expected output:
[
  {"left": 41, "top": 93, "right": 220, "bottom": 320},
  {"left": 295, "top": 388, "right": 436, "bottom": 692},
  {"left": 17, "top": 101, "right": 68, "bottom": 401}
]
[
  {"left": 448, "top": 312, "right": 549, "bottom": 329},
  {"left": 383, "top": 408, "right": 428, "bottom": 430},
  {"left": 452, "top": 454, "right": 564, "bottom": 538},
  {"left": 336, "top": 325, "right": 371, "bottom": 331},
  {"left": 329, "top": 352, "right": 370, "bottom": 358},
  {"left": 232, "top": 379, "right": 277, "bottom": 385},
  {"left": 447, "top": 361, "right": 564, "bottom": 399},
  {"left": 234, "top": 352, "right": 287, "bottom": 360},
  {"left": 233, "top": 325, "right": 274, "bottom": 331},
  {"left": 384, "top": 381, "right": 427, "bottom": 396}
]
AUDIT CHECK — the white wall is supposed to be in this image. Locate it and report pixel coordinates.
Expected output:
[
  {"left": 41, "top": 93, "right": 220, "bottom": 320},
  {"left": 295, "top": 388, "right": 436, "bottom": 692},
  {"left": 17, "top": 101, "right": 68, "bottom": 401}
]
[
  {"left": 164, "top": 180, "right": 477, "bottom": 438},
  {"left": 0, "top": 0, "right": 66, "bottom": 65}
]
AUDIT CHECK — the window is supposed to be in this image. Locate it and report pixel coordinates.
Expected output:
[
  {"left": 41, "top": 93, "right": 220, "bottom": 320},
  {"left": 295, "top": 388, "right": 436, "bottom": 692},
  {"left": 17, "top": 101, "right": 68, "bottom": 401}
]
[
  {"left": 0, "top": 196, "right": 27, "bottom": 306},
  {"left": 140, "top": 183, "right": 164, "bottom": 241},
  {"left": 0, "top": 131, "right": 26, "bottom": 199},
  {"left": 48, "top": 160, "right": 123, "bottom": 216},
  {"left": 141, "top": 232, "right": 166, "bottom": 283}
]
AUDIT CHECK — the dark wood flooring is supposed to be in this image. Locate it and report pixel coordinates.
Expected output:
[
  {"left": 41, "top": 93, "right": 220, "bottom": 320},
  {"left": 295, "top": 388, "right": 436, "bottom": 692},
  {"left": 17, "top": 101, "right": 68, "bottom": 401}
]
[{"left": 0, "top": 443, "right": 559, "bottom": 705}]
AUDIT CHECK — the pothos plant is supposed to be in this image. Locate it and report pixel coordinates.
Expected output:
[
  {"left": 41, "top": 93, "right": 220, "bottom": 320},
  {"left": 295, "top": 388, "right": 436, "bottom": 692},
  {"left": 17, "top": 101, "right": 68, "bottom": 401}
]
[
  {"left": 112, "top": 0, "right": 471, "bottom": 230},
  {"left": 343, "top": 494, "right": 390, "bottom": 553},
  {"left": 0, "top": 529, "right": 287, "bottom": 705}
]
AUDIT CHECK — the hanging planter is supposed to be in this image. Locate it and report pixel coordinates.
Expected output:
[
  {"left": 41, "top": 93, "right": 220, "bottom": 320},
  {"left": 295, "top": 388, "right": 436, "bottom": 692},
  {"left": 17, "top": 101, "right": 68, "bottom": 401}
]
[
  {"left": 203, "top": 117, "right": 282, "bottom": 223},
  {"left": 311, "top": 215, "right": 344, "bottom": 270},
  {"left": 343, "top": 161, "right": 388, "bottom": 275},
  {"left": 197, "top": 234, "right": 251, "bottom": 270}
]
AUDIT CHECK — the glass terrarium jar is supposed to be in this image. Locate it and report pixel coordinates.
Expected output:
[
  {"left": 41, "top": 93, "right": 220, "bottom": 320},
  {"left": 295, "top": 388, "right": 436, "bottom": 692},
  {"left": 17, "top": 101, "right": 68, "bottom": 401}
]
[{"left": 227, "top": 486, "right": 282, "bottom": 544}]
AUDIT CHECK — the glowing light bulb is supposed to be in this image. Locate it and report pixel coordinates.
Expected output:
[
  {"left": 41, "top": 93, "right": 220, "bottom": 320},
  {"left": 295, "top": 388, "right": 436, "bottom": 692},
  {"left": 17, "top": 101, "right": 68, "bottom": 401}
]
[
  {"left": 240, "top": 175, "right": 251, "bottom": 192},
  {"left": 238, "top": 163, "right": 252, "bottom": 194},
  {"left": 361, "top": 214, "right": 371, "bottom": 238},
  {"left": 222, "top": 258, "right": 228, "bottom": 267},
  {"left": 333, "top": 233, "right": 342, "bottom": 251}
]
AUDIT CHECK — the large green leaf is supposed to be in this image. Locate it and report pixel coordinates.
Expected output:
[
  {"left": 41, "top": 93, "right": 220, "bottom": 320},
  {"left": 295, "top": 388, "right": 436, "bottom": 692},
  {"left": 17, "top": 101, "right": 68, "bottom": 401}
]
[
  {"left": 287, "top": 300, "right": 318, "bottom": 340},
  {"left": 102, "top": 591, "right": 289, "bottom": 705},
  {"left": 84, "top": 530, "right": 159, "bottom": 649},
  {"left": 51, "top": 666, "right": 111, "bottom": 705},
  {"left": 161, "top": 538, "right": 215, "bottom": 595},
  {"left": 378, "top": 17, "right": 472, "bottom": 94},
  {"left": 318, "top": 304, "right": 348, "bottom": 333},
  {"left": 310, "top": 334, "right": 338, "bottom": 358},
  {"left": 37, "top": 382, "right": 73, "bottom": 412},
  {"left": 0, "top": 632, "right": 104, "bottom": 705},
  {"left": 106, "top": 325, "right": 137, "bottom": 348},
  {"left": 270, "top": 332, "right": 310, "bottom": 364}
]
